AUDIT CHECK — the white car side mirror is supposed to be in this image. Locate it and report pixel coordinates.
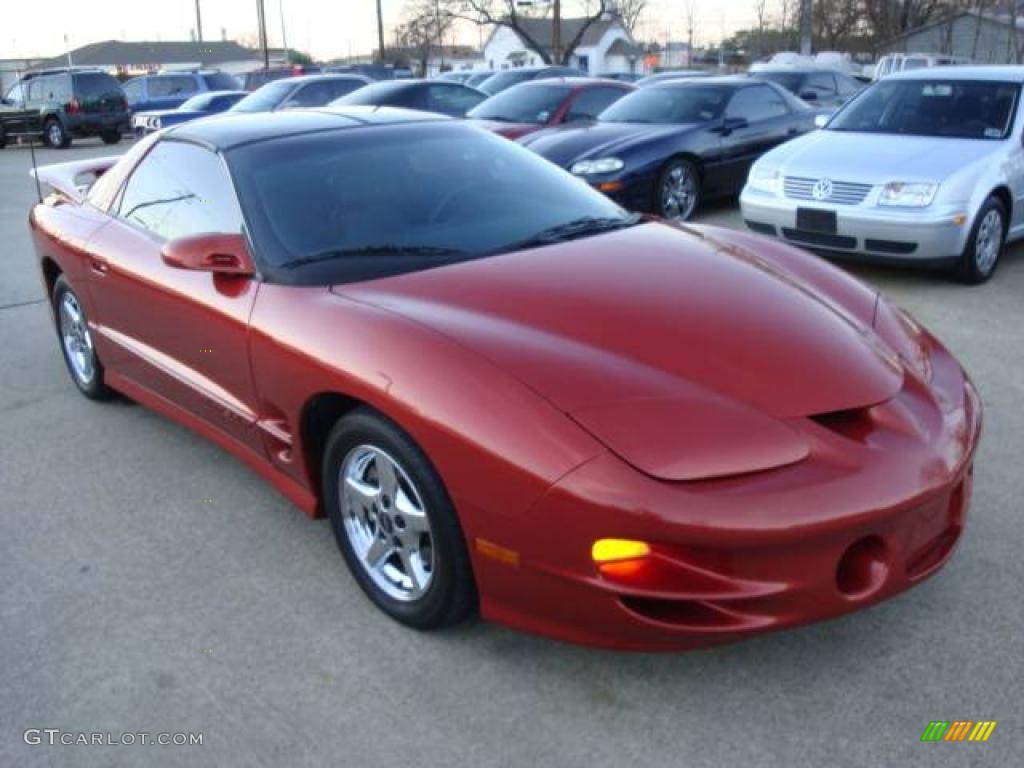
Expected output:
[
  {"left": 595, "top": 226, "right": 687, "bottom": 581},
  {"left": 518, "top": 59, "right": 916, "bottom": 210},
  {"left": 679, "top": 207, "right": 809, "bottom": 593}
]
[{"left": 814, "top": 114, "right": 830, "bottom": 129}]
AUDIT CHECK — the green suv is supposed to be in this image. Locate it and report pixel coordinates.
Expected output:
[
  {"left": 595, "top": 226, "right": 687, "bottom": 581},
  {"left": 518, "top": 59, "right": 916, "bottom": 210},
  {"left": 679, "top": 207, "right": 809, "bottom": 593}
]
[{"left": 0, "top": 69, "right": 130, "bottom": 149}]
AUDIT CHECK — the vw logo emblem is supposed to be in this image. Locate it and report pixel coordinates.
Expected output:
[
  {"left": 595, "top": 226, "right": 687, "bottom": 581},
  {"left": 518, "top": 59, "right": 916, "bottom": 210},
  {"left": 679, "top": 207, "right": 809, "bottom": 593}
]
[{"left": 811, "top": 178, "right": 834, "bottom": 201}]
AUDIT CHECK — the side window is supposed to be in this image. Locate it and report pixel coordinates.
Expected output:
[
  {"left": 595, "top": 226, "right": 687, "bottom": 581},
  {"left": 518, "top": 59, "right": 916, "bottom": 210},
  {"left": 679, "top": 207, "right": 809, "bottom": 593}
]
[
  {"left": 122, "top": 79, "right": 144, "bottom": 103},
  {"left": 149, "top": 76, "right": 197, "bottom": 99},
  {"left": 727, "top": 86, "right": 789, "bottom": 122},
  {"left": 5, "top": 83, "right": 25, "bottom": 103},
  {"left": 327, "top": 78, "right": 363, "bottom": 101},
  {"left": 286, "top": 81, "right": 332, "bottom": 107},
  {"left": 803, "top": 72, "right": 838, "bottom": 98},
  {"left": 426, "top": 84, "right": 483, "bottom": 115},
  {"left": 835, "top": 74, "right": 861, "bottom": 97},
  {"left": 118, "top": 141, "right": 244, "bottom": 241},
  {"left": 566, "top": 87, "right": 627, "bottom": 121},
  {"left": 26, "top": 77, "right": 49, "bottom": 102}
]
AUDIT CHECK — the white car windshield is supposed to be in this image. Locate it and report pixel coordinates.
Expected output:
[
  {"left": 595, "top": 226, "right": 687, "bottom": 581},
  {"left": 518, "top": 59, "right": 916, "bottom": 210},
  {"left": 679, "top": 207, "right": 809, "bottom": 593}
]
[{"left": 829, "top": 79, "right": 1019, "bottom": 140}]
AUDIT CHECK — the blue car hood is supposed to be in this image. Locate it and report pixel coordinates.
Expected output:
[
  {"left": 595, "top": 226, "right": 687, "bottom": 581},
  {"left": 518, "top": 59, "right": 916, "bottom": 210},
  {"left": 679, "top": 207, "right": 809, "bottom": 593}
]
[{"left": 519, "top": 121, "right": 702, "bottom": 168}]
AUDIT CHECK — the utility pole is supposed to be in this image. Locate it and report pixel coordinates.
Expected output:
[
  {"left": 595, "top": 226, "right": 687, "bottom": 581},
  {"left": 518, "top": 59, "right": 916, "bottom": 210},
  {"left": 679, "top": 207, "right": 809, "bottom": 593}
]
[
  {"left": 376, "top": 0, "right": 386, "bottom": 63},
  {"left": 257, "top": 0, "right": 269, "bottom": 69},
  {"left": 195, "top": 0, "right": 203, "bottom": 42},
  {"left": 553, "top": 0, "right": 562, "bottom": 64}
]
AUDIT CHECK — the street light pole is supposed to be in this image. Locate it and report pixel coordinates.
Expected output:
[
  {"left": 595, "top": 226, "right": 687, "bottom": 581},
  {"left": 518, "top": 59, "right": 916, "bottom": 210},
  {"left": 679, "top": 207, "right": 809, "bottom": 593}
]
[
  {"left": 195, "top": 0, "right": 203, "bottom": 42},
  {"left": 256, "top": 0, "right": 269, "bottom": 69},
  {"left": 552, "top": 0, "right": 561, "bottom": 64}
]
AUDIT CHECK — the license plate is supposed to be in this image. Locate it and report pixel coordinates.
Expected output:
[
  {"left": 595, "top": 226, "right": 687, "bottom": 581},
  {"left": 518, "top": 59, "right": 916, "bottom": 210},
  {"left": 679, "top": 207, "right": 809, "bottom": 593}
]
[{"left": 796, "top": 208, "right": 837, "bottom": 234}]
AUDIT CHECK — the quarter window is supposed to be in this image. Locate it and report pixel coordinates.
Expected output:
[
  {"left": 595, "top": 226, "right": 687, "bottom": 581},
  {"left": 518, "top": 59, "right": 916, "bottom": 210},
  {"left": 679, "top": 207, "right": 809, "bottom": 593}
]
[{"left": 118, "top": 141, "right": 244, "bottom": 241}]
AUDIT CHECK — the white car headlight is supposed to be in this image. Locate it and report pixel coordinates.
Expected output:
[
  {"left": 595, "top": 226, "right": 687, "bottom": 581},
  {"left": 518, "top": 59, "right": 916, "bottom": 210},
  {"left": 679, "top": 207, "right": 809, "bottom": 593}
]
[
  {"left": 879, "top": 182, "right": 938, "bottom": 208},
  {"left": 747, "top": 165, "right": 782, "bottom": 195},
  {"left": 571, "top": 157, "right": 624, "bottom": 175}
]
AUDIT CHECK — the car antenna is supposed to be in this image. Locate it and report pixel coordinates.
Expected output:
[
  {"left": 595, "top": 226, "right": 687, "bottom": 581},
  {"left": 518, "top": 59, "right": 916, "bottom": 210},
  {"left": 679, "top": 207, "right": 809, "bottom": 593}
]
[{"left": 16, "top": 68, "right": 44, "bottom": 203}]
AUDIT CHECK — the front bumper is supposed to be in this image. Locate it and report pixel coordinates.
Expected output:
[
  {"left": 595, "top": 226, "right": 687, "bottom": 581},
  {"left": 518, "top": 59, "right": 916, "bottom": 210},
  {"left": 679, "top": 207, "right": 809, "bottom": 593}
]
[
  {"left": 740, "top": 188, "right": 970, "bottom": 264},
  {"left": 473, "top": 332, "right": 982, "bottom": 651}
]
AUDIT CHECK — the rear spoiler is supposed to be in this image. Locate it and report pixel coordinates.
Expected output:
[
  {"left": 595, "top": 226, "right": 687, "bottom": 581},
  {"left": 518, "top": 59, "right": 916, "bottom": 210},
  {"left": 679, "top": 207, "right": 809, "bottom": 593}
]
[{"left": 30, "top": 156, "right": 120, "bottom": 204}]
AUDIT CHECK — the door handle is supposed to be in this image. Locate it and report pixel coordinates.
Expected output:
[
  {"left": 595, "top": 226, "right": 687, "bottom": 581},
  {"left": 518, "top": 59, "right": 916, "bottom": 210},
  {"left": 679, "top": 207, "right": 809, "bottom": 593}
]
[{"left": 89, "top": 257, "right": 109, "bottom": 275}]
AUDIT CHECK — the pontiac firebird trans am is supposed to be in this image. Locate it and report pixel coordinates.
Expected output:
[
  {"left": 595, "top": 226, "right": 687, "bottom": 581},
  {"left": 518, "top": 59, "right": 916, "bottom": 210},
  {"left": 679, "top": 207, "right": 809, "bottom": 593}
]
[{"left": 30, "top": 108, "right": 981, "bottom": 651}]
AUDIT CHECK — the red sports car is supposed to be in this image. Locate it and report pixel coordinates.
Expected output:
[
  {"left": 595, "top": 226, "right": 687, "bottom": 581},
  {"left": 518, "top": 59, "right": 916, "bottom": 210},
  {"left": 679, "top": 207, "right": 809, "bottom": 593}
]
[
  {"left": 467, "top": 77, "right": 634, "bottom": 140},
  {"left": 30, "top": 108, "right": 981, "bottom": 650}
]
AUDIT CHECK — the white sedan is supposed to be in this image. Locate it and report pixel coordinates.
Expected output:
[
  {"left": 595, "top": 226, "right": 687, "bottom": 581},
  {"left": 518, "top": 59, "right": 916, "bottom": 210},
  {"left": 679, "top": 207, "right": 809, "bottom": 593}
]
[{"left": 740, "top": 66, "right": 1024, "bottom": 283}]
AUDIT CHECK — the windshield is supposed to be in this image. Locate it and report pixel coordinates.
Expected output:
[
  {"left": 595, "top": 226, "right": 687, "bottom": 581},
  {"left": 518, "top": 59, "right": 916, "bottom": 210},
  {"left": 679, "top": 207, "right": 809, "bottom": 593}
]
[
  {"left": 179, "top": 92, "right": 216, "bottom": 110},
  {"left": 480, "top": 71, "right": 534, "bottom": 95},
  {"left": 829, "top": 79, "right": 1019, "bottom": 139},
  {"left": 468, "top": 84, "right": 570, "bottom": 123},
  {"left": 600, "top": 85, "right": 729, "bottom": 124},
  {"left": 230, "top": 80, "right": 295, "bottom": 112},
  {"left": 750, "top": 72, "right": 803, "bottom": 92},
  {"left": 331, "top": 81, "right": 407, "bottom": 105},
  {"left": 228, "top": 123, "right": 632, "bottom": 284}
]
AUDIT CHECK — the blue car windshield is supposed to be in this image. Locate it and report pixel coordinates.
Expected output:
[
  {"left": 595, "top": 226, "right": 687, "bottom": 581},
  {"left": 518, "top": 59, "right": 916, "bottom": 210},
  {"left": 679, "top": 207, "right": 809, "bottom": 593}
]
[
  {"left": 228, "top": 122, "right": 634, "bottom": 284},
  {"left": 600, "top": 85, "right": 730, "bottom": 124},
  {"left": 829, "top": 79, "right": 1020, "bottom": 139}
]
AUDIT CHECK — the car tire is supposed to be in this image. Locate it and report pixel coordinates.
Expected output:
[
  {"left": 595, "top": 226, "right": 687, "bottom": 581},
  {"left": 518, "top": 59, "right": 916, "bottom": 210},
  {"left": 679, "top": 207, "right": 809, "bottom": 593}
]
[
  {"left": 100, "top": 130, "right": 121, "bottom": 145},
  {"left": 657, "top": 157, "right": 702, "bottom": 221},
  {"left": 956, "top": 196, "right": 1006, "bottom": 285},
  {"left": 43, "top": 117, "right": 71, "bottom": 149},
  {"left": 52, "top": 276, "right": 114, "bottom": 400},
  {"left": 323, "top": 407, "right": 476, "bottom": 629},
  {"left": 0, "top": 125, "right": 6, "bottom": 149}
]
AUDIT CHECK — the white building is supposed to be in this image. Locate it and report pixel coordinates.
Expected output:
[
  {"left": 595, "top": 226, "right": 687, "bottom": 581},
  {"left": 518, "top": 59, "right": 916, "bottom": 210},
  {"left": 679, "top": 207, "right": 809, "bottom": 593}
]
[{"left": 482, "top": 15, "right": 641, "bottom": 75}]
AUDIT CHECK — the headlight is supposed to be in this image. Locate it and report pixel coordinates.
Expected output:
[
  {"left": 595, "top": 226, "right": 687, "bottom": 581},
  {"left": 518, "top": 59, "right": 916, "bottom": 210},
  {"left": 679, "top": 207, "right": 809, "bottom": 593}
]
[
  {"left": 571, "top": 157, "right": 624, "bottom": 175},
  {"left": 747, "top": 165, "right": 782, "bottom": 195},
  {"left": 878, "top": 182, "right": 938, "bottom": 208}
]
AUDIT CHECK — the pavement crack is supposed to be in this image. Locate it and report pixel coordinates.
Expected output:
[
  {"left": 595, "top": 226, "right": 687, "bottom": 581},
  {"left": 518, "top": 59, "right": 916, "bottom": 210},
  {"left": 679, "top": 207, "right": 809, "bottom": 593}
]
[{"left": 0, "top": 298, "right": 47, "bottom": 311}]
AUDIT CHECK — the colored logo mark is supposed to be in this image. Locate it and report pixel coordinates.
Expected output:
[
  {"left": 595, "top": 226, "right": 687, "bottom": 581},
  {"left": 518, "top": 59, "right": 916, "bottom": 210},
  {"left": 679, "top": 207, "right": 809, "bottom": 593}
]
[{"left": 921, "top": 721, "right": 997, "bottom": 742}]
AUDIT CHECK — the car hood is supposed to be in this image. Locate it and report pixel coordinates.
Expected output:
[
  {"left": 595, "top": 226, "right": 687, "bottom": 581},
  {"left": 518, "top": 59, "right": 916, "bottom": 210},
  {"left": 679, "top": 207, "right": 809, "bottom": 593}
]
[
  {"left": 519, "top": 121, "right": 699, "bottom": 168},
  {"left": 470, "top": 119, "right": 543, "bottom": 140},
  {"left": 333, "top": 222, "right": 903, "bottom": 429},
  {"left": 762, "top": 129, "right": 997, "bottom": 183}
]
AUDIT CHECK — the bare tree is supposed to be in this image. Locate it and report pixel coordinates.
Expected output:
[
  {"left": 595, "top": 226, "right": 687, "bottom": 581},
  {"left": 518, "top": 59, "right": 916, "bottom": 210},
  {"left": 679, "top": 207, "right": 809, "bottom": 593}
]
[
  {"left": 862, "top": 0, "right": 946, "bottom": 43},
  {"left": 754, "top": 0, "right": 770, "bottom": 58},
  {"left": 615, "top": 0, "right": 648, "bottom": 33},
  {"left": 445, "top": 0, "right": 609, "bottom": 65},
  {"left": 812, "top": 0, "right": 862, "bottom": 49},
  {"left": 396, "top": 0, "right": 454, "bottom": 75}
]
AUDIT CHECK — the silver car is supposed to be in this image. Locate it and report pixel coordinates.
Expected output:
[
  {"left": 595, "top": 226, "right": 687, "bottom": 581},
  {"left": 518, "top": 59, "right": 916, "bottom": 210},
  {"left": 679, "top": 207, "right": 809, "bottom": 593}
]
[{"left": 740, "top": 66, "right": 1024, "bottom": 283}]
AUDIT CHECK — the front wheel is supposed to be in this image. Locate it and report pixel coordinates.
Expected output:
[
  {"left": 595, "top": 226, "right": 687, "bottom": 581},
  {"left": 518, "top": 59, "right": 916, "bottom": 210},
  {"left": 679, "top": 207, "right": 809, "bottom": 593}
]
[
  {"left": 956, "top": 197, "right": 1006, "bottom": 284},
  {"left": 323, "top": 408, "right": 476, "bottom": 629},
  {"left": 53, "top": 276, "right": 113, "bottom": 400},
  {"left": 657, "top": 158, "right": 701, "bottom": 221}
]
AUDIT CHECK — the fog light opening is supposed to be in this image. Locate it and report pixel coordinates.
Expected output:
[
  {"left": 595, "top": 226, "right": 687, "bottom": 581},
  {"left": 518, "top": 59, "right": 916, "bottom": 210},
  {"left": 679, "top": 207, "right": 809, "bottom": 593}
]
[
  {"left": 836, "top": 535, "right": 890, "bottom": 599},
  {"left": 592, "top": 538, "right": 650, "bottom": 565}
]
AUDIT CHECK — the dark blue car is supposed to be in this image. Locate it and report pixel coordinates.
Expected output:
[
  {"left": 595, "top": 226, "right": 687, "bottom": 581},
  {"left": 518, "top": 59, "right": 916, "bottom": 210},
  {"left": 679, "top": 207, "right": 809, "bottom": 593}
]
[
  {"left": 132, "top": 90, "right": 247, "bottom": 136},
  {"left": 123, "top": 70, "right": 241, "bottom": 113},
  {"left": 519, "top": 77, "right": 817, "bottom": 221}
]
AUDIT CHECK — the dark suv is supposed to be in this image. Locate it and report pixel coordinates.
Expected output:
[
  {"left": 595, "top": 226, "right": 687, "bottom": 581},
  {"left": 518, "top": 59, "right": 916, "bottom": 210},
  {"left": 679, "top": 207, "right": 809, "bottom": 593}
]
[{"left": 0, "top": 69, "right": 129, "bottom": 149}]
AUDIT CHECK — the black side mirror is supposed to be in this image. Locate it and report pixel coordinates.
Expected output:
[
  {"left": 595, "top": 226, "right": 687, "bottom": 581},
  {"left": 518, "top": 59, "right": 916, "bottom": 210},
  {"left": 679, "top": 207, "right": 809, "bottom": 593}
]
[
  {"left": 800, "top": 90, "right": 819, "bottom": 101},
  {"left": 713, "top": 116, "right": 748, "bottom": 135}
]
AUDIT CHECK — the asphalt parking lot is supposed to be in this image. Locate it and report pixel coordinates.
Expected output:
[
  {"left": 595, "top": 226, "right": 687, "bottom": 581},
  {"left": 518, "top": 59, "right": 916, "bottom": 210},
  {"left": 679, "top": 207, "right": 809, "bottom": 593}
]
[{"left": 1, "top": 137, "right": 1021, "bottom": 768}]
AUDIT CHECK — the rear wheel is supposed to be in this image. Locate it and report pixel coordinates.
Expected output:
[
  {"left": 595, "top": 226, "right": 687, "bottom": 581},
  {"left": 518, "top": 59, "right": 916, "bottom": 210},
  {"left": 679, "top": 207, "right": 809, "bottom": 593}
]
[
  {"left": 100, "top": 130, "right": 121, "bottom": 145},
  {"left": 656, "top": 158, "right": 701, "bottom": 221},
  {"left": 956, "top": 196, "right": 1005, "bottom": 284},
  {"left": 323, "top": 408, "right": 476, "bottom": 629},
  {"left": 0, "top": 125, "right": 6, "bottom": 149},
  {"left": 43, "top": 117, "right": 71, "bottom": 149},
  {"left": 53, "top": 276, "right": 113, "bottom": 400}
]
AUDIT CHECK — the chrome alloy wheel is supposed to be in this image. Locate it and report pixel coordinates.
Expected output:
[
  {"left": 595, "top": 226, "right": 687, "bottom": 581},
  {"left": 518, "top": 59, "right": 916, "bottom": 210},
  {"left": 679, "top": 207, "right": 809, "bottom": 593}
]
[
  {"left": 975, "top": 208, "right": 1003, "bottom": 275},
  {"left": 661, "top": 164, "right": 697, "bottom": 220},
  {"left": 59, "top": 292, "right": 95, "bottom": 386},
  {"left": 339, "top": 445, "right": 434, "bottom": 602}
]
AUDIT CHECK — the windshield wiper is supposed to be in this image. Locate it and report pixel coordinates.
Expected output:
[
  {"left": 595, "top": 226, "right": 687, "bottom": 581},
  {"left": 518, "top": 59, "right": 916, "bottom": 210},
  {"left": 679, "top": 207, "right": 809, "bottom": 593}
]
[
  {"left": 282, "top": 245, "right": 466, "bottom": 270},
  {"left": 489, "top": 214, "right": 642, "bottom": 255}
]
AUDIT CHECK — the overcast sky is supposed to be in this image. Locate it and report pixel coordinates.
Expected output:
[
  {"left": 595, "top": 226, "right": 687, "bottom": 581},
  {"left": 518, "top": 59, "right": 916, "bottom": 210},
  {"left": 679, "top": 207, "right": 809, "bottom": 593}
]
[{"left": 2, "top": 0, "right": 764, "bottom": 61}]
